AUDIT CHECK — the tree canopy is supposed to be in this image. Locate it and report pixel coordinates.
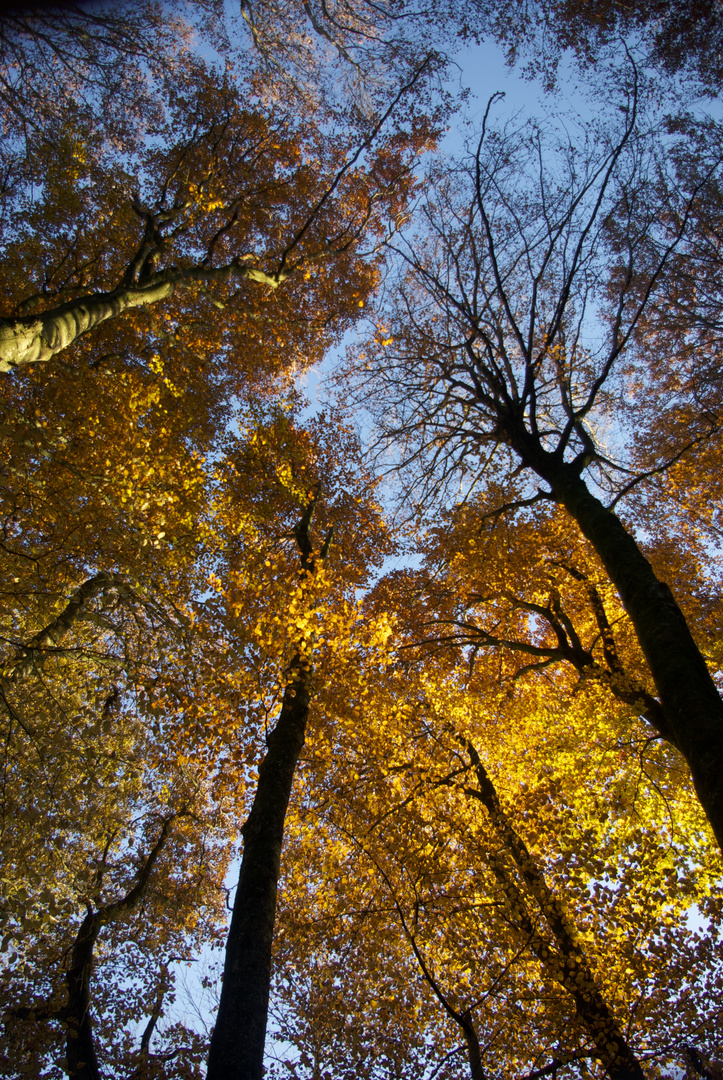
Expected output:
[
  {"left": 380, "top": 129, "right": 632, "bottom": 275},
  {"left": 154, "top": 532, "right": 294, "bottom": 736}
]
[{"left": 1, "top": 3, "right": 723, "bottom": 1079}]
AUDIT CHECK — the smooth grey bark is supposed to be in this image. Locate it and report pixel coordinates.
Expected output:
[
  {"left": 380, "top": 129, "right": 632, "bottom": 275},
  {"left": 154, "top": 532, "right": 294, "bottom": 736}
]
[
  {"left": 205, "top": 662, "right": 310, "bottom": 1080},
  {"left": 0, "top": 282, "right": 173, "bottom": 372},
  {"left": 0, "top": 262, "right": 286, "bottom": 373},
  {"left": 0, "top": 57, "right": 432, "bottom": 377}
]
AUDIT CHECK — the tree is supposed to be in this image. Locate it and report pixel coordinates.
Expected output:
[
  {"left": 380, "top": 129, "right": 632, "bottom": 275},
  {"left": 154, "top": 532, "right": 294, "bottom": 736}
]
[
  {"left": 349, "top": 87, "right": 723, "bottom": 851},
  {"left": 206, "top": 490, "right": 331, "bottom": 1080},
  {"left": 4, "top": 4, "right": 723, "bottom": 1077},
  {"left": 201, "top": 402, "right": 396, "bottom": 1079},
  {"left": 0, "top": 0, "right": 445, "bottom": 142},
  {"left": 0, "top": 9, "right": 437, "bottom": 1064},
  {"left": 0, "top": 437, "right": 235, "bottom": 1073},
  {"left": 268, "top": 620, "right": 723, "bottom": 1079},
  {"left": 0, "top": 588, "right": 232, "bottom": 1079},
  {"left": 3, "top": 810, "right": 225, "bottom": 1080},
  {"left": 415, "top": 498, "right": 682, "bottom": 747},
  {"left": 0, "top": 1, "right": 207, "bottom": 133},
  {"left": 0, "top": 386, "right": 401, "bottom": 1075},
  {"left": 0, "top": 56, "right": 435, "bottom": 377}
]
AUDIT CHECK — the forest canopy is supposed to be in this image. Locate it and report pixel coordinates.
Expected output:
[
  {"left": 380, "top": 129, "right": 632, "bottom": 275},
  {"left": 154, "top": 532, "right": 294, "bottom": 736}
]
[{"left": 1, "top": 2, "right": 723, "bottom": 1080}]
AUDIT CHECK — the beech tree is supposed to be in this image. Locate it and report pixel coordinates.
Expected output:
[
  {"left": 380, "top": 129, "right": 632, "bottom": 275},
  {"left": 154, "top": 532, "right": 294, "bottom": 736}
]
[
  {"left": 0, "top": 563, "right": 233, "bottom": 1077},
  {"left": 350, "top": 87, "right": 723, "bottom": 851},
  {"left": 3, "top": 2, "right": 723, "bottom": 1077},
  {"left": 0, "top": 56, "right": 435, "bottom": 377},
  {"left": 0, "top": 13, "right": 434, "bottom": 1060},
  {"left": 2, "top": 804, "right": 228, "bottom": 1080},
  {"left": 268, "top": 626, "right": 723, "bottom": 1079},
  {"left": 0, "top": 369, "right": 233, "bottom": 1073},
  {"left": 0, "top": 397, "right": 394, "bottom": 1076},
  {"left": 201, "top": 403, "right": 395, "bottom": 1079}
]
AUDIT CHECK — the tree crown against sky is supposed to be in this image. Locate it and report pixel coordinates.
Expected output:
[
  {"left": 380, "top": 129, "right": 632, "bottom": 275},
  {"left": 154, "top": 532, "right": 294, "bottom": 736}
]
[
  {"left": 350, "top": 78, "right": 720, "bottom": 499},
  {"left": 343, "top": 71, "right": 723, "bottom": 852},
  {"left": 2, "top": 3, "right": 723, "bottom": 1079}
]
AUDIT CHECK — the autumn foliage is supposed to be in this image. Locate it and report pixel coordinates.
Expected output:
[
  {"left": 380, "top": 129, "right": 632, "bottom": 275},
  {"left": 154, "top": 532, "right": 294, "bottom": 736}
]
[{"left": 1, "top": 4, "right": 723, "bottom": 1080}]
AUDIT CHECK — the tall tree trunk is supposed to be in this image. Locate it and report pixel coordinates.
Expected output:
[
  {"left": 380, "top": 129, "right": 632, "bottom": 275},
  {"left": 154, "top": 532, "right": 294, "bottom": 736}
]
[
  {"left": 207, "top": 498, "right": 330, "bottom": 1078},
  {"left": 463, "top": 741, "right": 646, "bottom": 1080},
  {"left": 533, "top": 457, "right": 723, "bottom": 852},
  {"left": 65, "top": 909, "right": 103, "bottom": 1080},
  {"left": 461, "top": 1012, "right": 486, "bottom": 1080},
  {"left": 206, "top": 663, "right": 310, "bottom": 1080}
]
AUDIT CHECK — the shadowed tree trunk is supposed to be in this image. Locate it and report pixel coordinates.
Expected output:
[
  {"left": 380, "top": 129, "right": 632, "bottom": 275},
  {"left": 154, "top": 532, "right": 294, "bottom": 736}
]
[
  {"left": 206, "top": 500, "right": 331, "bottom": 1080},
  {"left": 63, "top": 815, "right": 177, "bottom": 1080},
  {"left": 3, "top": 813, "right": 177, "bottom": 1080},
  {"left": 367, "top": 728, "right": 645, "bottom": 1080},
  {"left": 461, "top": 1012, "right": 486, "bottom": 1080},
  {"left": 206, "top": 661, "right": 311, "bottom": 1080},
  {"left": 521, "top": 446, "right": 723, "bottom": 853},
  {"left": 372, "top": 99, "right": 723, "bottom": 854}
]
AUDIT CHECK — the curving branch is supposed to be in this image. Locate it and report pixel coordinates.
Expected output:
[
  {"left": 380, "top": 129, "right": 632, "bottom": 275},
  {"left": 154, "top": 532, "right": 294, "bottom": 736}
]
[
  {"left": 356, "top": 842, "right": 488, "bottom": 1080},
  {"left": 2, "top": 571, "right": 134, "bottom": 680}
]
